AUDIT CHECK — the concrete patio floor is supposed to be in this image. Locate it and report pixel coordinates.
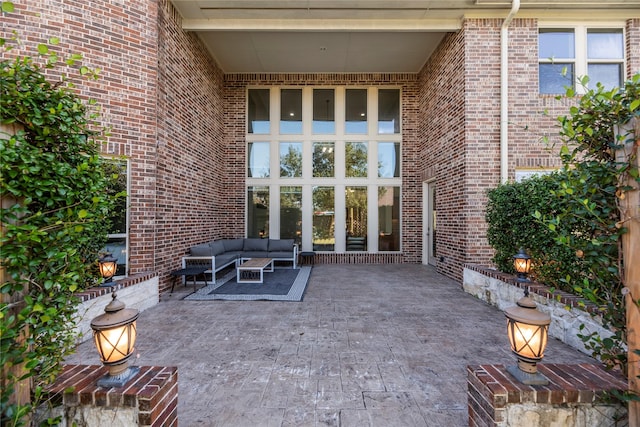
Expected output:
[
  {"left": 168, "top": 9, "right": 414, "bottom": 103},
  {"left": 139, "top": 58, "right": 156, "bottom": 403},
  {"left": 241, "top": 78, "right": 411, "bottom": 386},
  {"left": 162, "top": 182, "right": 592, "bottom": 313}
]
[{"left": 67, "top": 264, "right": 595, "bottom": 426}]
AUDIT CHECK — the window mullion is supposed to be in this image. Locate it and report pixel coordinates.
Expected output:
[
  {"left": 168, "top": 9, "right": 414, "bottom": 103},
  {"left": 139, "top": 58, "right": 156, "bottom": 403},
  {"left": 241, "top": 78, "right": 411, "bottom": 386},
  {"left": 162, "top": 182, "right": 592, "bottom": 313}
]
[
  {"left": 335, "top": 184, "right": 346, "bottom": 252},
  {"left": 575, "top": 26, "right": 587, "bottom": 92},
  {"left": 270, "top": 184, "right": 280, "bottom": 239}
]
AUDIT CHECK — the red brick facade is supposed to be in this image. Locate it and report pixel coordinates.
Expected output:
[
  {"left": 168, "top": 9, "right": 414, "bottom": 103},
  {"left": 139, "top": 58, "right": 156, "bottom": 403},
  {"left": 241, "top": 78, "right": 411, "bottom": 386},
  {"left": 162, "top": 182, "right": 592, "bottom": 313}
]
[{"left": 4, "top": 1, "right": 639, "bottom": 292}]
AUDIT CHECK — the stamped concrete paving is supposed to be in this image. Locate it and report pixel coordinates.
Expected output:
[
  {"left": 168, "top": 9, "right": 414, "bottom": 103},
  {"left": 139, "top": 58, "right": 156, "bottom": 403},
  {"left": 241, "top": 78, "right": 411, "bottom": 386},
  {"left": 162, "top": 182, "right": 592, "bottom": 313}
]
[{"left": 67, "top": 264, "right": 595, "bottom": 426}]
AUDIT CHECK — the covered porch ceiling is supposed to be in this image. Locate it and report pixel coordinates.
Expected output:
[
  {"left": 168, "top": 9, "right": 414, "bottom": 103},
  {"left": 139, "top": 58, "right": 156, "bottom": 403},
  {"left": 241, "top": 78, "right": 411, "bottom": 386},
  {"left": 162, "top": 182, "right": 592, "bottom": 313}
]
[{"left": 169, "top": 0, "right": 640, "bottom": 73}]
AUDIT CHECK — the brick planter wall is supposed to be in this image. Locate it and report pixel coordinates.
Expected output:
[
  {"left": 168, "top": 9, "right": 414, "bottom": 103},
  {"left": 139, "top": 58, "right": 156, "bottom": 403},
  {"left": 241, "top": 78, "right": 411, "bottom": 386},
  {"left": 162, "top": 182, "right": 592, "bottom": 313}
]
[
  {"left": 462, "top": 265, "right": 613, "bottom": 357},
  {"left": 74, "top": 273, "right": 159, "bottom": 343},
  {"left": 40, "top": 365, "right": 178, "bottom": 427},
  {"left": 468, "top": 364, "right": 627, "bottom": 426}
]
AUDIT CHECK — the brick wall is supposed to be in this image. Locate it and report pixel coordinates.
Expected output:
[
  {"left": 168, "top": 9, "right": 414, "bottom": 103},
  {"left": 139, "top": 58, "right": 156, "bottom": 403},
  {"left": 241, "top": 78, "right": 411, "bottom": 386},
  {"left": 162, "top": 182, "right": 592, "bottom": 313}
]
[
  {"left": 628, "top": 19, "right": 640, "bottom": 78},
  {"left": 155, "top": 0, "right": 226, "bottom": 292},
  {"left": 415, "top": 18, "right": 640, "bottom": 281},
  {"left": 2, "top": 0, "right": 161, "bottom": 280},
  {"left": 418, "top": 29, "right": 467, "bottom": 279}
]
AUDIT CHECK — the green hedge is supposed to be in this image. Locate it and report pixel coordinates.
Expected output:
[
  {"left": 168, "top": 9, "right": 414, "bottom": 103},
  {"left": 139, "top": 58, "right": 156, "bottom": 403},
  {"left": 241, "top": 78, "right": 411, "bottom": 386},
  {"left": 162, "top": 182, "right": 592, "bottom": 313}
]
[{"left": 485, "top": 173, "right": 582, "bottom": 290}]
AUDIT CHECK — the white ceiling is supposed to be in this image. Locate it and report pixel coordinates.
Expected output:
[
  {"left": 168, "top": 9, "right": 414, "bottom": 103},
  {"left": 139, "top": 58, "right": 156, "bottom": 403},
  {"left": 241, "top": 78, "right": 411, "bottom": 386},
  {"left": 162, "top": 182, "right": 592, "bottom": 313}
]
[{"left": 169, "top": 0, "right": 640, "bottom": 73}]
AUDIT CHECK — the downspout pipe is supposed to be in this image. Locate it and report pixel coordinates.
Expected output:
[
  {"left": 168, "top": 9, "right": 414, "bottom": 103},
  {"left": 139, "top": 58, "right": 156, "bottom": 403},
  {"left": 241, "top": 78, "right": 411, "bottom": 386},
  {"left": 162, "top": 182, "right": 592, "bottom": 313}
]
[{"left": 500, "top": 0, "right": 520, "bottom": 183}]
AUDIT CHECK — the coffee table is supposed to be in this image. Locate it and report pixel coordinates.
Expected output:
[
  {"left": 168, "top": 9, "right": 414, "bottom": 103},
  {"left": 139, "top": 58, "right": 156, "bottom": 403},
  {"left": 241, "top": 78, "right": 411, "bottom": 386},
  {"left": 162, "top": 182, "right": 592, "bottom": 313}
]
[{"left": 237, "top": 258, "right": 274, "bottom": 283}]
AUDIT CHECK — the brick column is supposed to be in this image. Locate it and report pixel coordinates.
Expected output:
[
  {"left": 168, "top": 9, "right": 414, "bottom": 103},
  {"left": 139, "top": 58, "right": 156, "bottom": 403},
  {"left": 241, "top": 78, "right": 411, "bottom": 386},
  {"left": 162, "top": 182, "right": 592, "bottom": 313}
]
[
  {"left": 468, "top": 364, "right": 627, "bottom": 426},
  {"left": 42, "top": 364, "right": 178, "bottom": 426}
]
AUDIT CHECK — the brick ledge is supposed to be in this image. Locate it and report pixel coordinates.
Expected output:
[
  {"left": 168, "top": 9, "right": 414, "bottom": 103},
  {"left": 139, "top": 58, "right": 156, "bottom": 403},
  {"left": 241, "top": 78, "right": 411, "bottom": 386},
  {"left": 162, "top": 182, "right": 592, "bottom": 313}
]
[
  {"left": 464, "top": 264, "right": 600, "bottom": 314},
  {"left": 76, "top": 272, "right": 157, "bottom": 303}
]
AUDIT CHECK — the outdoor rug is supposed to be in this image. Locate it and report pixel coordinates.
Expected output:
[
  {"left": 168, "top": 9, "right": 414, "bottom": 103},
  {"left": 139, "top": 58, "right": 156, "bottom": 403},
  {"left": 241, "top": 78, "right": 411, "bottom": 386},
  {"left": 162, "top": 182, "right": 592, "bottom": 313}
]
[{"left": 184, "top": 266, "right": 312, "bottom": 302}]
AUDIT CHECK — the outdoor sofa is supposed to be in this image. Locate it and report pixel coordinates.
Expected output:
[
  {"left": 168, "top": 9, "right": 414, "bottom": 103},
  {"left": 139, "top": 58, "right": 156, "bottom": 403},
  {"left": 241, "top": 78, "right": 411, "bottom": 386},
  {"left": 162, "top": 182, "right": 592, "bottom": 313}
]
[{"left": 182, "top": 238, "right": 298, "bottom": 284}]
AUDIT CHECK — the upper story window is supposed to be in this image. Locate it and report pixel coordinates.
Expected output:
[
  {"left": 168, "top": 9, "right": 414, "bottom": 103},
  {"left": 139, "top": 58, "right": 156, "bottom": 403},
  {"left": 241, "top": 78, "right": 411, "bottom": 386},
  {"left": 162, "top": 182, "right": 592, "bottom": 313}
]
[
  {"left": 378, "top": 89, "right": 400, "bottom": 134},
  {"left": 345, "top": 89, "right": 367, "bottom": 134},
  {"left": 539, "top": 27, "right": 624, "bottom": 94},
  {"left": 280, "top": 89, "right": 302, "bottom": 134},
  {"left": 248, "top": 89, "right": 270, "bottom": 134},
  {"left": 313, "top": 89, "right": 335, "bottom": 134}
]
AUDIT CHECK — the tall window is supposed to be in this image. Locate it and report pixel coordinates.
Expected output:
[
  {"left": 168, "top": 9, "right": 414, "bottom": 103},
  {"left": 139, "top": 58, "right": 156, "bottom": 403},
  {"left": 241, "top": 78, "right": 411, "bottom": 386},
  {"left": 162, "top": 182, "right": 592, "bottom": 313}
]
[
  {"left": 539, "top": 27, "right": 624, "bottom": 94},
  {"left": 345, "top": 142, "right": 367, "bottom": 178},
  {"left": 103, "top": 159, "right": 128, "bottom": 277},
  {"left": 247, "top": 186, "right": 269, "bottom": 238},
  {"left": 246, "top": 87, "right": 402, "bottom": 252},
  {"left": 313, "top": 142, "right": 335, "bottom": 178},
  {"left": 587, "top": 29, "right": 625, "bottom": 89},
  {"left": 313, "top": 186, "right": 335, "bottom": 251},
  {"left": 378, "top": 186, "right": 400, "bottom": 251},
  {"left": 280, "top": 186, "right": 302, "bottom": 245},
  {"left": 346, "top": 187, "right": 367, "bottom": 251},
  {"left": 378, "top": 142, "right": 400, "bottom": 178}
]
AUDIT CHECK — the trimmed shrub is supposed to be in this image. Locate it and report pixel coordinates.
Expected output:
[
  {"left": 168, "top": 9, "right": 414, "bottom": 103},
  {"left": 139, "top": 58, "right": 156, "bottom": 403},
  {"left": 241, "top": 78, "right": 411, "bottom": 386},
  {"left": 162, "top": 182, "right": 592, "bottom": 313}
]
[{"left": 485, "top": 173, "right": 581, "bottom": 289}]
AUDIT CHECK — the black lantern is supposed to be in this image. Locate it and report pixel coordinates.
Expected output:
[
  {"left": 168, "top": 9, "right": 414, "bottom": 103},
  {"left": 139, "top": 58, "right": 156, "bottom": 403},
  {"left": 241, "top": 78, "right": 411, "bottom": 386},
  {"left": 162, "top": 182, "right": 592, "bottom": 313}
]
[
  {"left": 90, "top": 291, "right": 140, "bottom": 387},
  {"left": 513, "top": 248, "right": 532, "bottom": 282},
  {"left": 99, "top": 252, "right": 118, "bottom": 285},
  {"left": 504, "top": 289, "right": 551, "bottom": 385}
]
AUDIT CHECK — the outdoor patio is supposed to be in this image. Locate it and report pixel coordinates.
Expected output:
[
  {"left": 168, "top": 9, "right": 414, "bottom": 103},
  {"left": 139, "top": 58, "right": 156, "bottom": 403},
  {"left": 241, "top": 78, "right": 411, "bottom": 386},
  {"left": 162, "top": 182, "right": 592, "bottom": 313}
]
[{"left": 66, "top": 264, "right": 595, "bottom": 426}]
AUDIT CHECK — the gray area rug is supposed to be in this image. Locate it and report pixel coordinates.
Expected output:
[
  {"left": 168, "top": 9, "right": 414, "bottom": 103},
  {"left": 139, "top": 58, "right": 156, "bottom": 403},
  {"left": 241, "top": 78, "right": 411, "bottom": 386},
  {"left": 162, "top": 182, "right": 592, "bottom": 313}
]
[{"left": 184, "top": 266, "right": 312, "bottom": 301}]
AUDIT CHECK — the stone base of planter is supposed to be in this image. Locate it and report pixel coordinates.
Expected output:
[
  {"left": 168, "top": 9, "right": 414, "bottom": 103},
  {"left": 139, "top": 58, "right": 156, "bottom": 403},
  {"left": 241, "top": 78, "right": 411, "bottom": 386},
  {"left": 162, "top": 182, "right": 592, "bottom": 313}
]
[
  {"left": 463, "top": 265, "right": 611, "bottom": 356},
  {"left": 74, "top": 272, "right": 159, "bottom": 343}
]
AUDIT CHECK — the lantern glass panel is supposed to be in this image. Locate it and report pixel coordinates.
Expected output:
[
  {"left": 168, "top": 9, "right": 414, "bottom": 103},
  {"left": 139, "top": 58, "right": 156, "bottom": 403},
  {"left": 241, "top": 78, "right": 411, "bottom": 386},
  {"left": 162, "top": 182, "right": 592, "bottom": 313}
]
[
  {"left": 508, "top": 319, "right": 548, "bottom": 360},
  {"left": 514, "top": 258, "right": 531, "bottom": 274},
  {"left": 94, "top": 321, "right": 137, "bottom": 364},
  {"left": 99, "top": 261, "right": 117, "bottom": 279}
]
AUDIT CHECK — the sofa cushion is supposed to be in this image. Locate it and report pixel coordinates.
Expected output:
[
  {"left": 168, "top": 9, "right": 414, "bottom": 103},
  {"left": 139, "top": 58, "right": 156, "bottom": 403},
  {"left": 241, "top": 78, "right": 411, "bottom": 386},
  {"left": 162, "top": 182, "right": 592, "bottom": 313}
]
[
  {"left": 224, "top": 250, "right": 243, "bottom": 259},
  {"left": 210, "top": 241, "right": 226, "bottom": 256},
  {"left": 268, "top": 239, "right": 294, "bottom": 252},
  {"left": 242, "top": 251, "right": 269, "bottom": 259},
  {"left": 222, "top": 238, "right": 244, "bottom": 252},
  {"left": 190, "top": 244, "right": 213, "bottom": 256},
  {"left": 244, "top": 238, "right": 269, "bottom": 251},
  {"left": 268, "top": 251, "right": 294, "bottom": 259},
  {"left": 215, "top": 253, "right": 238, "bottom": 268}
]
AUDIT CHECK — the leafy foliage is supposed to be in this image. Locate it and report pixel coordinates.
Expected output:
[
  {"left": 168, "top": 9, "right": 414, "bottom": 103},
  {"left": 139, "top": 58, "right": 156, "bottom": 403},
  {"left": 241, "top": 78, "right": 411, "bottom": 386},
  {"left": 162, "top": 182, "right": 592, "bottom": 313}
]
[
  {"left": 487, "top": 74, "right": 640, "bottom": 378},
  {"left": 485, "top": 173, "right": 580, "bottom": 288},
  {"left": 1, "top": 24, "right": 116, "bottom": 427},
  {"left": 542, "top": 75, "right": 640, "bottom": 375}
]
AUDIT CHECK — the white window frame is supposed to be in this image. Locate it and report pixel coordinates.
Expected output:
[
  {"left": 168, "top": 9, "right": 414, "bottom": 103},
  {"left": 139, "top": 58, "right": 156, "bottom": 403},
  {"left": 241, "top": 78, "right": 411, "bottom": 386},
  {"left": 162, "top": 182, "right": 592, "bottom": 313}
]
[
  {"left": 538, "top": 23, "right": 626, "bottom": 94},
  {"left": 246, "top": 86, "right": 402, "bottom": 253}
]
